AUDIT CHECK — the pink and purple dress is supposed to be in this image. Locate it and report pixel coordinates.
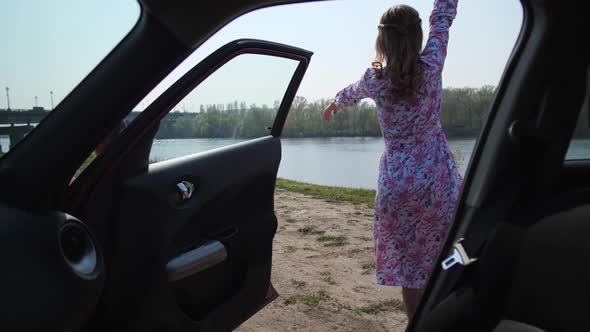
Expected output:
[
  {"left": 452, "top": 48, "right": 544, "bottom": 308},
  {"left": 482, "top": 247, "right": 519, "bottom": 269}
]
[{"left": 333, "top": 0, "right": 462, "bottom": 289}]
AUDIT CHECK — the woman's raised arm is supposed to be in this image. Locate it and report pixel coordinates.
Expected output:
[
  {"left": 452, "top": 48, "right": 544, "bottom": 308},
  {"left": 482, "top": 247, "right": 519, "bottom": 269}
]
[{"left": 420, "top": 0, "right": 459, "bottom": 76}]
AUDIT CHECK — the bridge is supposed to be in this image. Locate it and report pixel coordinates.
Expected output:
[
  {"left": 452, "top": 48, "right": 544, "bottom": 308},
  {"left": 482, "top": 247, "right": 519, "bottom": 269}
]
[
  {"left": 0, "top": 107, "right": 47, "bottom": 153},
  {"left": 0, "top": 108, "right": 194, "bottom": 153}
]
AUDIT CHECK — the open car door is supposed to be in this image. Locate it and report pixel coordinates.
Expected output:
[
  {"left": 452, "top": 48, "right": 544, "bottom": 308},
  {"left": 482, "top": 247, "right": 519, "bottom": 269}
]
[{"left": 64, "top": 39, "right": 312, "bottom": 331}]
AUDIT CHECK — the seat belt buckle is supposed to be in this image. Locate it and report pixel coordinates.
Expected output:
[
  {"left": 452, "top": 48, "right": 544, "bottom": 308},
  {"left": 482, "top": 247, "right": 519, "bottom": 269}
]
[{"left": 441, "top": 238, "right": 478, "bottom": 270}]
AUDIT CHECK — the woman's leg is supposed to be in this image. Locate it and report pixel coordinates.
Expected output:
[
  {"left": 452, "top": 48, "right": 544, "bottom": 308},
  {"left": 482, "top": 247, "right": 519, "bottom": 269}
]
[{"left": 402, "top": 287, "right": 422, "bottom": 321}]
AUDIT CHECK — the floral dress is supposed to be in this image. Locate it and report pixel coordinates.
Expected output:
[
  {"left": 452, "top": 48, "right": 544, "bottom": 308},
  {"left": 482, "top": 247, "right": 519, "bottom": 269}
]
[{"left": 333, "top": 0, "right": 461, "bottom": 289}]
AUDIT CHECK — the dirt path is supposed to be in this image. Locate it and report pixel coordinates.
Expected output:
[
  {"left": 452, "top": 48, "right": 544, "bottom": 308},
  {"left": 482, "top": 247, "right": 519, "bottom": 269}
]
[{"left": 237, "top": 189, "right": 408, "bottom": 332}]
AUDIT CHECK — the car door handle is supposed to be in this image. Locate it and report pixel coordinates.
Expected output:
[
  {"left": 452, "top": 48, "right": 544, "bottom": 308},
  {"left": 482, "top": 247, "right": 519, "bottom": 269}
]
[{"left": 166, "top": 240, "right": 227, "bottom": 282}]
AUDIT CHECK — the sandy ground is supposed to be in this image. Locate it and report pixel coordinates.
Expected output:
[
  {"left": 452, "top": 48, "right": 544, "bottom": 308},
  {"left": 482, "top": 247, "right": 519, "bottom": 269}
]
[{"left": 236, "top": 189, "right": 408, "bottom": 332}]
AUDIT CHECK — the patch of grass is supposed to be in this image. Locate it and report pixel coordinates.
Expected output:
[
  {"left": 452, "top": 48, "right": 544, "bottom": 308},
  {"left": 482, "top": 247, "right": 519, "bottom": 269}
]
[
  {"left": 283, "top": 296, "right": 298, "bottom": 305},
  {"left": 298, "top": 225, "right": 325, "bottom": 236},
  {"left": 317, "top": 235, "right": 348, "bottom": 247},
  {"left": 285, "top": 245, "right": 297, "bottom": 253},
  {"left": 337, "top": 303, "right": 354, "bottom": 311},
  {"left": 276, "top": 178, "right": 376, "bottom": 208},
  {"left": 283, "top": 291, "right": 328, "bottom": 306},
  {"left": 361, "top": 261, "right": 376, "bottom": 275},
  {"left": 290, "top": 279, "right": 307, "bottom": 289},
  {"left": 339, "top": 299, "right": 405, "bottom": 315}
]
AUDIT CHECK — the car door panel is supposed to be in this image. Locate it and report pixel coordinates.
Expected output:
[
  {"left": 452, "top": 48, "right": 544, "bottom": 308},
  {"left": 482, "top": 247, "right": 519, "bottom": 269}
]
[{"left": 104, "top": 137, "right": 281, "bottom": 331}]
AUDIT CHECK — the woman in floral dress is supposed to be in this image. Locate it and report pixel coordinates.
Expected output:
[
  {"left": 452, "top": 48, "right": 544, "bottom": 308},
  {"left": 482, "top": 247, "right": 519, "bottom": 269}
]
[{"left": 324, "top": 0, "right": 462, "bottom": 319}]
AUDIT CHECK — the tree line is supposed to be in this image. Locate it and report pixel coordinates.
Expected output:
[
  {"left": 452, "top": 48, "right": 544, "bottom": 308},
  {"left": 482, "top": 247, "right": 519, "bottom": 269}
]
[
  {"left": 5, "top": 85, "right": 590, "bottom": 140},
  {"left": 155, "top": 86, "right": 502, "bottom": 139}
]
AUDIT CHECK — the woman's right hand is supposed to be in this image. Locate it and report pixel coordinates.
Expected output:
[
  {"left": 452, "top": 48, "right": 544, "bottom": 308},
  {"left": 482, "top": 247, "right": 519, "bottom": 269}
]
[{"left": 324, "top": 103, "right": 338, "bottom": 121}]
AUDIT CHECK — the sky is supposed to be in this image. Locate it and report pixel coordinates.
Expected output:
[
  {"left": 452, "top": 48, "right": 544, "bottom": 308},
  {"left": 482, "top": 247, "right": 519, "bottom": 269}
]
[{"left": 0, "top": 0, "right": 523, "bottom": 111}]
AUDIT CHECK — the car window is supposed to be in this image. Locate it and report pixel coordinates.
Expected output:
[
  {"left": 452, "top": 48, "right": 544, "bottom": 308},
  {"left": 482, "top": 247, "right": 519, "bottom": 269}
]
[
  {"left": 149, "top": 53, "right": 299, "bottom": 162},
  {"left": 0, "top": 0, "right": 140, "bottom": 159},
  {"left": 566, "top": 96, "right": 590, "bottom": 160}
]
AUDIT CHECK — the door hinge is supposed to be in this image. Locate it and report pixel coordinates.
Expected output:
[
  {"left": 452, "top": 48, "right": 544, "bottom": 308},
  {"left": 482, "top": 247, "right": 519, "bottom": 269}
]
[{"left": 441, "top": 238, "right": 478, "bottom": 270}]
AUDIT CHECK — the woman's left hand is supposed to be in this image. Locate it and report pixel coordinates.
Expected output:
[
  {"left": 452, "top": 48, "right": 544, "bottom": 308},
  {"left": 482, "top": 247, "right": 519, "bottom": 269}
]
[{"left": 324, "top": 103, "right": 339, "bottom": 121}]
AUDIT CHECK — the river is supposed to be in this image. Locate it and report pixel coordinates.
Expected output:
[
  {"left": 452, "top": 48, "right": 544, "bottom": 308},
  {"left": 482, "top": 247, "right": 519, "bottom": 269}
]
[
  {"left": 2, "top": 136, "right": 589, "bottom": 189},
  {"left": 150, "top": 137, "right": 590, "bottom": 189}
]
